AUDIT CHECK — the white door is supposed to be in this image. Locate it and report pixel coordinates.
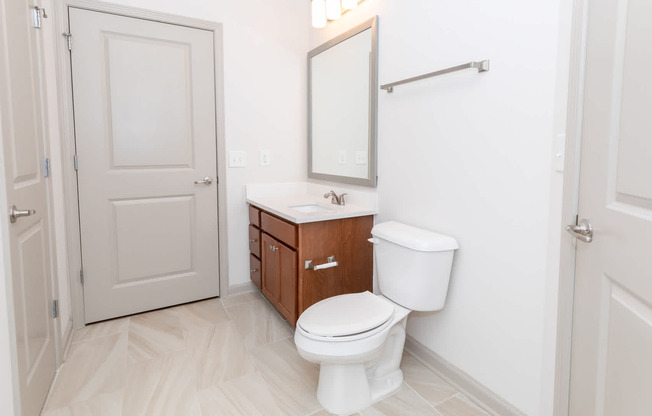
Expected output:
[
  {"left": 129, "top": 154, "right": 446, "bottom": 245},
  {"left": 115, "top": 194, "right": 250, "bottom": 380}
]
[
  {"left": 68, "top": 8, "right": 220, "bottom": 323},
  {"left": 0, "top": 1, "right": 57, "bottom": 415},
  {"left": 569, "top": 0, "right": 652, "bottom": 414}
]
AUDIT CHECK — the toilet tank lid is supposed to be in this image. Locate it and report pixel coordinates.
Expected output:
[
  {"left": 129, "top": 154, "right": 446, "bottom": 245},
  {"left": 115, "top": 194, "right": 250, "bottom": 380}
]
[{"left": 371, "top": 221, "right": 459, "bottom": 252}]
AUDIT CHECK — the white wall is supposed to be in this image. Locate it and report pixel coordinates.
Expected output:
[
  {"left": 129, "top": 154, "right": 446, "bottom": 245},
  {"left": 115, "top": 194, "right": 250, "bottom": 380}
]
[{"left": 309, "top": 1, "right": 569, "bottom": 415}]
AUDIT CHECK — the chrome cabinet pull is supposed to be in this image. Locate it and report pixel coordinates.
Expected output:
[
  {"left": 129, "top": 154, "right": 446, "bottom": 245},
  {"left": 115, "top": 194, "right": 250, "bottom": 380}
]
[
  {"left": 194, "top": 176, "right": 213, "bottom": 185},
  {"left": 9, "top": 205, "right": 36, "bottom": 223},
  {"left": 305, "top": 255, "right": 338, "bottom": 271},
  {"left": 269, "top": 245, "right": 278, "bottom": 251},
  {"left": 249, "top": 239, "right": 257, "bottom": 243},
  {"left": 250, "top": 269, "right": 258, "bottom": 273},
  {"left": 565, "top": 218, "right": 593, "bottom": 243}
]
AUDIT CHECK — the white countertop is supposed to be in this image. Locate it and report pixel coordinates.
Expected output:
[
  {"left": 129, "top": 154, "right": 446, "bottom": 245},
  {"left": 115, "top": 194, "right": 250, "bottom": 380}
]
[{"left": 246, "top": 193, "right": 377, "bottom": 224}]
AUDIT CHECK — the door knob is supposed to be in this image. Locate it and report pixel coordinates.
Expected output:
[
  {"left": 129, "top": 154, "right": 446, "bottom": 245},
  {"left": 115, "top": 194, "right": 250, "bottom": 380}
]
[
  {"left": 194, "top": 177, "right": 213, "bottom": 185},
  {"left": 565, "top": 218, "right": 593, "bottom": 243},
  {"left": 9, "top": 205, "right": 36, "bottom": 223}
]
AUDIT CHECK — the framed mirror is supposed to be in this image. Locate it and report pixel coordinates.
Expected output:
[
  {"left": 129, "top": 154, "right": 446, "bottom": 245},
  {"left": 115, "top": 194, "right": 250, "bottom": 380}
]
[{"left": 308, "top": 16, "right": 378, "bottom": 187}]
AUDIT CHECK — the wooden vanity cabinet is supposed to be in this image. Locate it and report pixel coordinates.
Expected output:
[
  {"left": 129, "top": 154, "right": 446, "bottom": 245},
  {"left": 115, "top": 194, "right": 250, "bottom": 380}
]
[{"left": 248, "top": 204, "right": 373, "bottom": 326}]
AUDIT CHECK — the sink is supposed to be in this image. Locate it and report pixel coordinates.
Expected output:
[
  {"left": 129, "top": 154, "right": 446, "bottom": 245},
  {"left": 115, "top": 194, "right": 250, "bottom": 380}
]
[{"left": 288, "top": 203, "right": 334, "bottom": 214}]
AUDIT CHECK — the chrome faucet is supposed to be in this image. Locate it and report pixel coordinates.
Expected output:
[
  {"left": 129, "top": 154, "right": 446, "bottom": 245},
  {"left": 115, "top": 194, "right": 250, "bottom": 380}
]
[{"left": 324, "top": 190, "right": 347, "bottom": 206}]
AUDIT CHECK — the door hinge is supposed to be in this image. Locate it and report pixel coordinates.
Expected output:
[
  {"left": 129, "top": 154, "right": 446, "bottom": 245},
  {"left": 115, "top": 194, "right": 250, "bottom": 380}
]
[
  {"left": 80, "top": 269, "right": 84, "bottom": 285},
  {"left": 44, "top": 158, "right": 50, "bottom": 178},
  {"left": 74, "top": 154, "right": 79, "bottom": 171},
  {"left": 52, "top": 299, "right": 59, "bottom": 318},
  {"left": 32, "top": 7, "right": 45, "bottom": 29},
  {"left": 63, "top": 32, "right": 72, "bottom": 51}
]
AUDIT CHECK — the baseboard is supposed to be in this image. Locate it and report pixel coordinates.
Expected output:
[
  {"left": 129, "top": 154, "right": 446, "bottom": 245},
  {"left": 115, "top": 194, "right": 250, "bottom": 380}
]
[
  {"left": 227, "top": 281, "right": 258, "bottom": 297},
  {"left": 61, "top": 318, "right": 74, "bottom": 361},
  {"left": 405, "top": 336, "right": 526, "bottom": 416}
]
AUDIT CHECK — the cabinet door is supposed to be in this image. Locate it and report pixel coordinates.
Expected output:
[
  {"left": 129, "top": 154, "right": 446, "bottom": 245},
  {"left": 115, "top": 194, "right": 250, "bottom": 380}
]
[
  {"left": 261, "top": 233, "right": 279, "bottom": 304},
  {"left": 277, "top": 243, "right": 297, "bottom": 323}
]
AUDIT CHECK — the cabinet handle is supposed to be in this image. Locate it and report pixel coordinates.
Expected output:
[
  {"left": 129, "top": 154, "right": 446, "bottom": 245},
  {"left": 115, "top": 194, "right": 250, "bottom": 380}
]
[
  {"left": 305, "top": 255, "right": 338, "bottom": 271},
  {"left": 250, "top": 269, "right": 258, "bottom": 273},
  {"left": 269, "top": 245, "right": 278, "bottom": 251},
  {"left": 249, "top": 239, "right": 257, "bottom": 243}
]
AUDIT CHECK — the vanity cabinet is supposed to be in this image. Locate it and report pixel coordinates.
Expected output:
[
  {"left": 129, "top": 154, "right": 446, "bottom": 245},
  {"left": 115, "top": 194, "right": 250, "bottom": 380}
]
[{"left": 247, "top": 204, "right": 373, "bottom": 326}]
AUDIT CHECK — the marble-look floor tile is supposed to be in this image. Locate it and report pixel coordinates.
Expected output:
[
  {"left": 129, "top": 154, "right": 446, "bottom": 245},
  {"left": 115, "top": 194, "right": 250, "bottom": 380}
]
[
  {"left": 42, "top": 391, "right": 123, "bottom": 416},
  {"left": 361, "top": 384, "right": 441, "bottom": 416},
  {"left": 71, "top": 317, "right": 130, "bottom": 345},
  {"left": 401, "top": 352, "right": 458, "bottom": 406},
  {"left": 220, "top": 291, "right": 263, "bottom": 308},
  {"left": 177, "top": 298, "right": 230, "bottom": 330},
  {"left": 251, "top": 338, "right": 321, "bottom": 415},
  {"left": 127, "top": 307, "right": 185, "bottom": 363},
  {"left": 122, "top": 350, "right": 201, "bottom": 416},
  {"left": 308, "top": 410, "right": 361, "bottom": 416},
  {"left": 227, "top": 298, "right": 292, "bottom": 349},
  {"left": 44, "top": 333, "right": 127, "bottom": 410},
  {"left": 197, "top": 372, "right": 286, "bottom": 416},
  {"left": 435, "top": 394, "right": 490, "bottom": 416},
  {"left": 185, "top": 321, "right": 256, "bottom": 388}
]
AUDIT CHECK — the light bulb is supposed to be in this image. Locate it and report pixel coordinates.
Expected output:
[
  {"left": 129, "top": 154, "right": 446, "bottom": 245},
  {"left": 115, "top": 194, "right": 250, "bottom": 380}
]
[
  {"left": 311, "top": 0, "right": 327, "bottom": 28},
  {"left": 341, "top": 0, "right": 358, "bottom": 10},
  {"left": 325, "top": 0, "right": 341, "bottom": 20}
]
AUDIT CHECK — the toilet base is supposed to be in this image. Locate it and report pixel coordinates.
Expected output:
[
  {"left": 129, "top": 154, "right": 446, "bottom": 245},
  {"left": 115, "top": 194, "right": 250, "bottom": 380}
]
[{"left": 314, "top": 318, "right": 407, "bottom": 415}]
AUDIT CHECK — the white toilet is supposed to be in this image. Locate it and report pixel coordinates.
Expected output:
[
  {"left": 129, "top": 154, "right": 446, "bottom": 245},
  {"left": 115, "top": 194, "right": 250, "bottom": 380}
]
[{"left": 294, "top": 221, "right": 458, "bottom": 415}]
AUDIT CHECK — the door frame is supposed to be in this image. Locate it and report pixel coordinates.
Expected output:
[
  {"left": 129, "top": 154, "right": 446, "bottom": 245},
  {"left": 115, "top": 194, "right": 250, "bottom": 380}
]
[
  {"left": 52, "top": 0, "right": 229, "bottom": 329},
  {"left": 553, "top": 0, "right": 589, "bottom": 414}
]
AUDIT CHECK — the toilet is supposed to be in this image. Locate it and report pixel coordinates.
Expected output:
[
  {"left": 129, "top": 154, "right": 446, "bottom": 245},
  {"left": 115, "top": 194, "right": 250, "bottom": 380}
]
[{"left": 294, "top": 221, "right": 458, "bottom": 415}]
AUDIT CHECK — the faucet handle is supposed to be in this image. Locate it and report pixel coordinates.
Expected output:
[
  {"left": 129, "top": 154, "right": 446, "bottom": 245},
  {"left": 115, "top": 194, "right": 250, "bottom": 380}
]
[{"left": 324, "top": 190, "right": 335, "bottom": 198}]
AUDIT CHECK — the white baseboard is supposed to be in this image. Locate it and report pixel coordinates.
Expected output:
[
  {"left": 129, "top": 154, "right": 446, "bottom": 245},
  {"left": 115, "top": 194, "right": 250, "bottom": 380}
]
[
  {"left": 227, "top": 281, "right": 258, "bottom": 297},
  {"left": 405, "top": 336, "right": 526, "bottom": 416},
  {"left": 61, "top": 318, "right": 74, "bottom": 361}
]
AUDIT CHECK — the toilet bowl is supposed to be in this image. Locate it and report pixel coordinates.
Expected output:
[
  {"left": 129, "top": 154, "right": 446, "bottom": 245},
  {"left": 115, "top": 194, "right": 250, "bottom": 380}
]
[{"left": 294, "top": 221, "right": 458, "bottom": 415}]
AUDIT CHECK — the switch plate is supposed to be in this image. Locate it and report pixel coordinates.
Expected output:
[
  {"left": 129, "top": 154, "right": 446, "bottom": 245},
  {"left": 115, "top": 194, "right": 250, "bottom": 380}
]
[
  {"left": 338, "top": 150, "right": 347, "bottom": 164},
  {"left": 259, "top": 150, "right": 270, "bottom": 166},
  {"left": 355, "top": 151, "right": 368, "bottom": 165},
  {"left": 228, "top": 151, "right": 246, "bottom": 168}
]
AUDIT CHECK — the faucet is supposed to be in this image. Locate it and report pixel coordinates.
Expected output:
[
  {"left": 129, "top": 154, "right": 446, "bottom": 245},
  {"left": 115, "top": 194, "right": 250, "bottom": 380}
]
[{"left": 324, "top": 190, "right": 347, "bottom": 206}]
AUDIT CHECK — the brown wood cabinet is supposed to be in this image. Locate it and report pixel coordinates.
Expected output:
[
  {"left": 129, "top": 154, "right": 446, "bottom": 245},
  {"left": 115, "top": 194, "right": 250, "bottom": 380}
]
[{"left": 248, "top": 204, "right": 373, "bottom": 326}]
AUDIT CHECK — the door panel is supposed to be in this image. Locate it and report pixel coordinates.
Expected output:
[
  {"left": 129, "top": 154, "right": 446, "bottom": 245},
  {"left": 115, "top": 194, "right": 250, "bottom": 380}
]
[
  {"left": 278, "top": 243, "right": 297, "bottom": 322},
  {"left": 69, "top": 8, "right": 219, "bottom": 322},
  {"left": 569, "top": 0, "right": 652, "bottom": 413},
  {"left": 0, "top": 0, "right": 57, "bottom": 414},
  {"left": 262, "top": 233, "right": 279, "bottom": 304}
]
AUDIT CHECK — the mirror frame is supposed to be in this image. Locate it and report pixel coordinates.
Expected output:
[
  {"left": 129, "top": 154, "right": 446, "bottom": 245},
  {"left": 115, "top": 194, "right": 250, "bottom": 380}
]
[{"left": 308, "top": 16, "right": 378, "bottom": 187}]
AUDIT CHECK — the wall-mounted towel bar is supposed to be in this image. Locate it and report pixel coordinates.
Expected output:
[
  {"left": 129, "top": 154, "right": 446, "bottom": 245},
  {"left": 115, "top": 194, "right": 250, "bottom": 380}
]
[{"left": 380, "top": 60, "right": 490, "bottom": 93}]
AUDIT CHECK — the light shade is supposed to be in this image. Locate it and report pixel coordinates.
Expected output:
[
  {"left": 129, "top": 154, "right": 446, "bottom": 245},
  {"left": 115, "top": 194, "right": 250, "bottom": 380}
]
[
  {"left": 325, "top": 0, "right": 341, "bottom": 20},
  {"left": 311, "top": 0, "right": 327, "bottom": 28},
  {"left": 341, "top": 0, "right": 358, "bottom": 10}
]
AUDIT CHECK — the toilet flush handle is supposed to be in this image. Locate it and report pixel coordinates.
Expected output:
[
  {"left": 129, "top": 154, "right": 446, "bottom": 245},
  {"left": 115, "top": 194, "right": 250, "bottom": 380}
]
[{"left": 367, "top": 238, "right": 380, "bottom": 244}]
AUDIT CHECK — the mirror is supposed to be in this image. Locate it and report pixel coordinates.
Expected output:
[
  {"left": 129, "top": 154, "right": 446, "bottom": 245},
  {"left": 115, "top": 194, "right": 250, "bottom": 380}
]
[{"left": 308, "top": 17, "right": 378, "bottom": 187}]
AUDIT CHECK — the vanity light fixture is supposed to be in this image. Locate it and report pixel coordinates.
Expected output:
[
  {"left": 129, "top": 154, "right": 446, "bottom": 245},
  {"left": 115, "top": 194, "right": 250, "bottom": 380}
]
[
  {"left": 312, "top": 0, "right": 327, "bottom": 28},
  {"left": 311, "top": 0, "right": 364, "bottom": 28}
]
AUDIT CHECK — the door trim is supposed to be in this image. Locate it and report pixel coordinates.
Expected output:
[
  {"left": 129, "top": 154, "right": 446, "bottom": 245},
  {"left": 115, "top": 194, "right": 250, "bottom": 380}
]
[
  {"left": 553, "top": 0, "right": 589, "bottom": 414},
  {"left": 52, "top": 0, "right": 229, "bottom": 329}
]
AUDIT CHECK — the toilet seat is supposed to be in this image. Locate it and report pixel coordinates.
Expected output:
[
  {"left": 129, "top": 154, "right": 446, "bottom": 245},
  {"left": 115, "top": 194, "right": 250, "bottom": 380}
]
[{"left": 298, "top": 291, "right": 395, "bottom": 341}]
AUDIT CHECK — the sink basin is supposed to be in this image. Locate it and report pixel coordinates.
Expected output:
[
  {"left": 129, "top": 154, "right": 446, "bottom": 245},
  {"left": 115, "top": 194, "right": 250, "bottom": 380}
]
[{"left": 288, "top": 203, "right": 334, "bottom": 214}]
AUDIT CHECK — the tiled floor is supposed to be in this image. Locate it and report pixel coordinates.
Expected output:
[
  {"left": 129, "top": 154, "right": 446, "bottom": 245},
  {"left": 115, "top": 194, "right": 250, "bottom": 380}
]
[{"left": 42, "top": 292, "right": 490, "bottom": 416}]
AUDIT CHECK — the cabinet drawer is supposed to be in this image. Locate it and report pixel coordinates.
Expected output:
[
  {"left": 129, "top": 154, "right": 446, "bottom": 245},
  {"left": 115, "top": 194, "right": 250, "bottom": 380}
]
[
  {"left": 249, "top": 254, "right": 261, "bottom": 290},
  {"left": 249, "top": 205, "right": 261, "bottom": 227},
  {"left": 248, "top": 225, "right": 261, "bottom": 258},
  {"left": 261, "top": 212, "right": 297, "bottom": 248}
]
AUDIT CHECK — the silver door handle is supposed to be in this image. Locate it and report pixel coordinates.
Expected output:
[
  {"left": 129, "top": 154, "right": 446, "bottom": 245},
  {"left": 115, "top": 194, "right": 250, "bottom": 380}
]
[
  {"left": 565, "top": 218, "right": 593, "bottom": 243},
  {"left": 9, "top": 205, "right": 36, "bottom": 223},
  {"left": 194, "top": 176, "right": 213, "bottom": 185}
]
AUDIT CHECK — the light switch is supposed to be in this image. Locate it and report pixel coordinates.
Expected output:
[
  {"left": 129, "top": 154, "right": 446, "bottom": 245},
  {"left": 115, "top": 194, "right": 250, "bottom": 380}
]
[
  {"left": 228, "top": 151, "right": 246, "bottom": 168},
  {"left": 338, "top": 150, "right": 346, "bottom": 164},
  {"left": 260, "top": 150, "right": 270, "bottom": 166}
]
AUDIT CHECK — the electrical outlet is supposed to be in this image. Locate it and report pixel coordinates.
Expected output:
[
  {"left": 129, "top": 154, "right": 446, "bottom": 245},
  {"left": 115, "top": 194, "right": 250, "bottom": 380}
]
[
  {"left": 228, "top": 151, "right": 246, "bottom": 168},
  {"left": 260, "top": 150, "right": 270, "bottom": 166},
  {"left": 338, "top": 150, "right": 347, "bottom": 164},
  {"left": 355, "top": 151, "right": 368, "bottom": 165}
]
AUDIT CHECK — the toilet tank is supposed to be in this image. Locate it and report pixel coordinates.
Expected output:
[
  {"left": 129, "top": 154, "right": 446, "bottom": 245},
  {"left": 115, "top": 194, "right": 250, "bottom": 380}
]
[{"left": 371, "top": 221, "right": 458, "bottom": 311}]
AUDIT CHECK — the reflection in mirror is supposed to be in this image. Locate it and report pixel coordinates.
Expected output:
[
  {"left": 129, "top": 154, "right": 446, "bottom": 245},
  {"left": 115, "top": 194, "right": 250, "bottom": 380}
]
[{"left": 308, "top": 17, "right": 378, "bottom": 187}]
